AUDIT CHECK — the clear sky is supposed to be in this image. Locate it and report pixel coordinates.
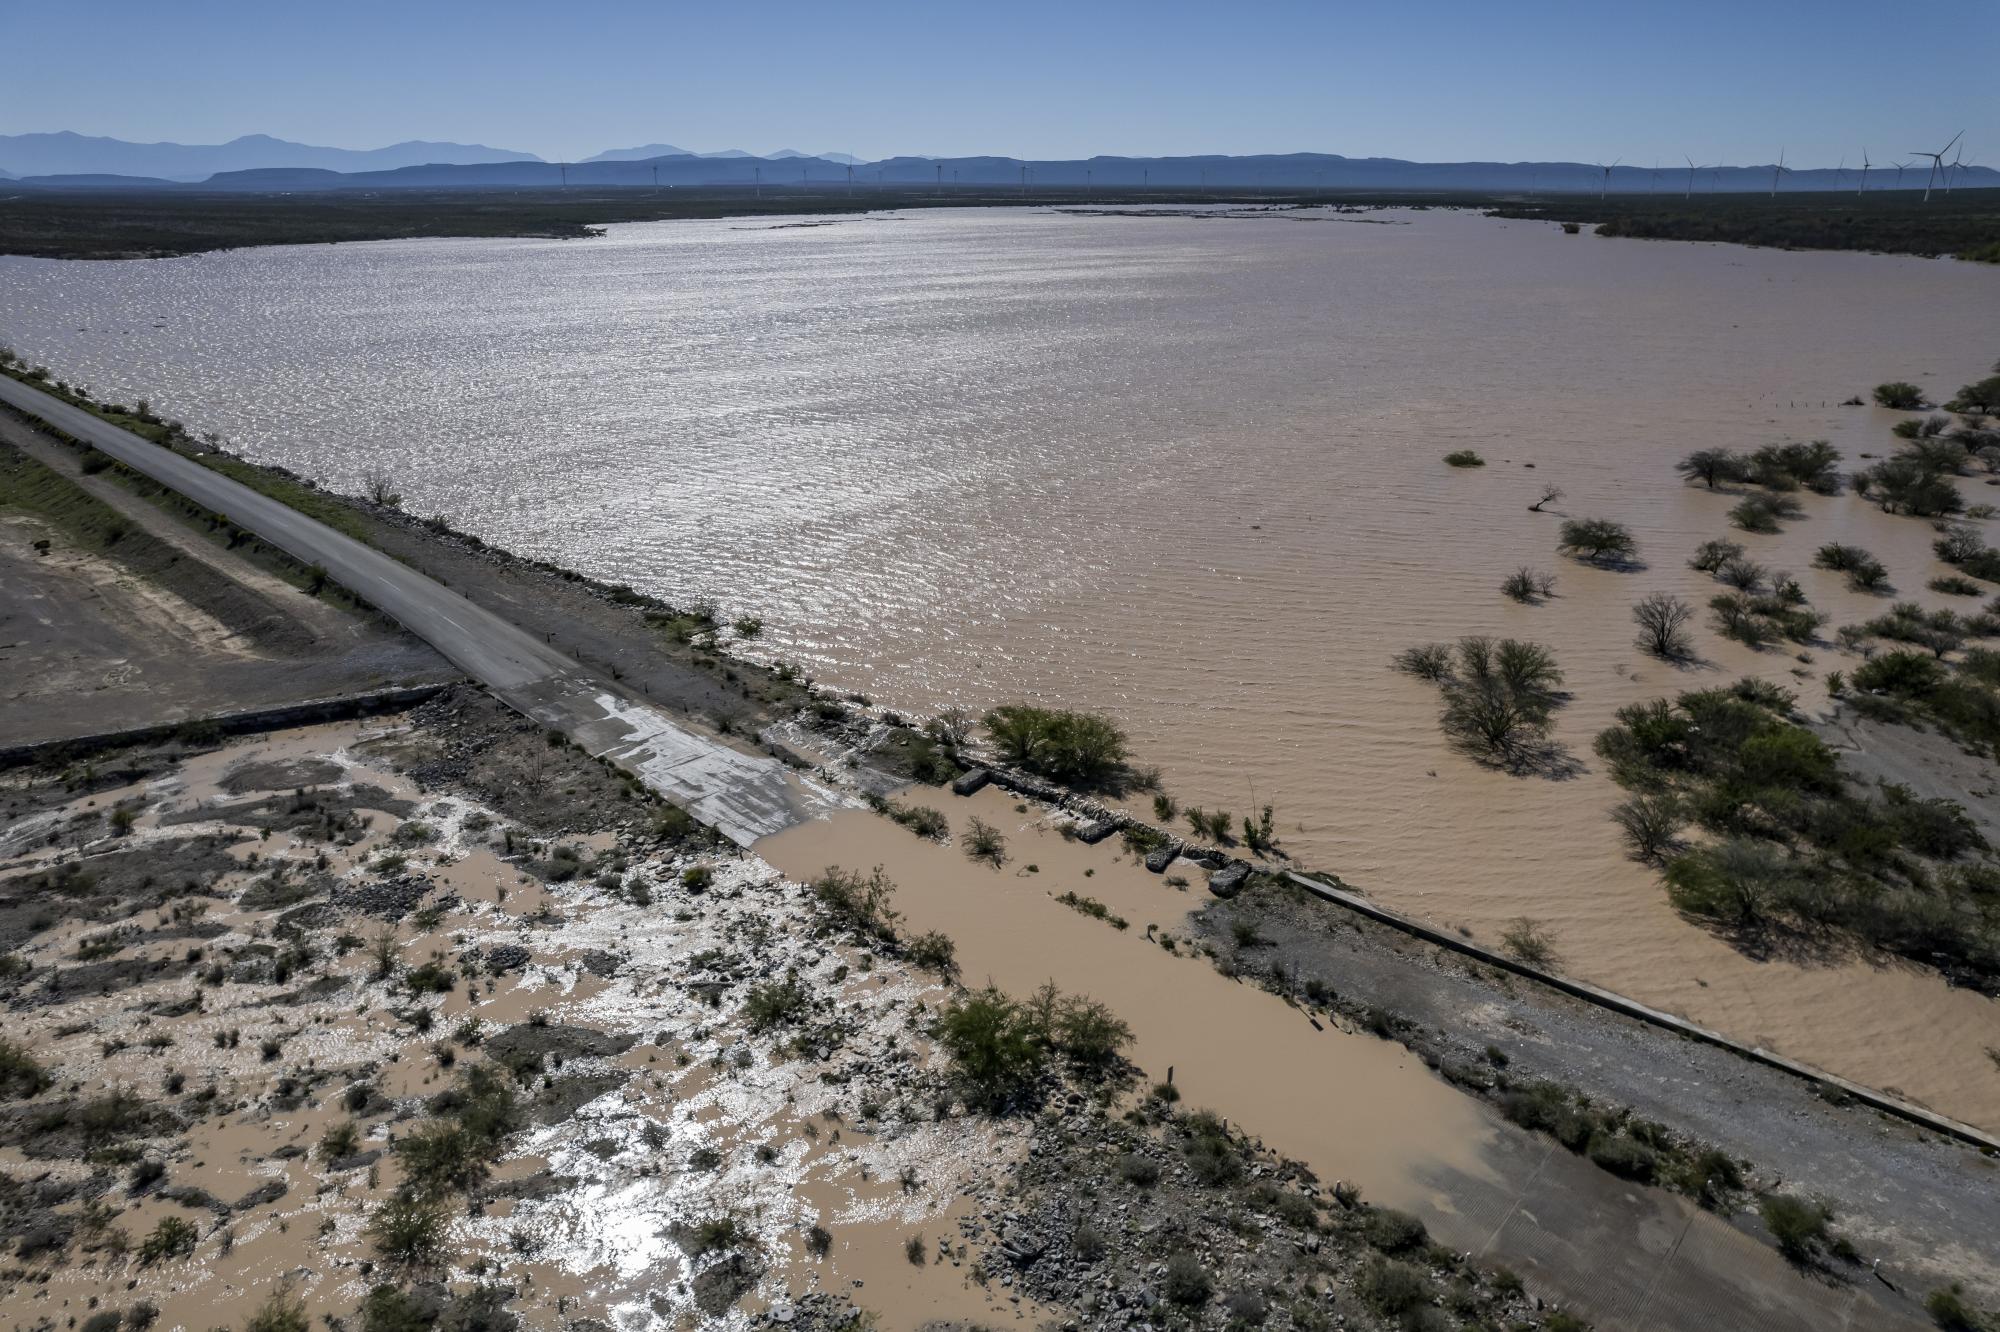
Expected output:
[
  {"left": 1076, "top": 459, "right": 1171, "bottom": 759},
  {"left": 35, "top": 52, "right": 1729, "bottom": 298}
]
[{"left": 4, "top": 0, "right": 1994, "bottom": 168}]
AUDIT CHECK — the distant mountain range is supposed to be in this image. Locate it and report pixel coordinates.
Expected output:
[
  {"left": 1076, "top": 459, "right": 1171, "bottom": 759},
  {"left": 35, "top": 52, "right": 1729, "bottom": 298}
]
[{"left": 1, "top": 131, "right": 1992, "bottom": 194}]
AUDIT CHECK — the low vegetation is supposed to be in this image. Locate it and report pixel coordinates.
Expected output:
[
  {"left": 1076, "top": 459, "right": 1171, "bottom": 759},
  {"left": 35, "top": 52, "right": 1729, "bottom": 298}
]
[
  {"left": 1812, "top": 542, "right": 1891, "bottom": 592},
  {"left": 935, "top": 983, "right": 1133, "bottom": 1110},
  {"left": 1396, "top": 636, "right": 1568, "bottom": 772},
  {"left": 983, "top": 705, "right": 1130, "bottom": 786},
  {"left": 1556, "top": 516, "right": 1638, "bottom": 566},
  {"left": 1443, "top": 449, "right": 1485, "bottom": 468},
  {"left": 1596, "top": 679, "right": 1998, "bottom": 989}
]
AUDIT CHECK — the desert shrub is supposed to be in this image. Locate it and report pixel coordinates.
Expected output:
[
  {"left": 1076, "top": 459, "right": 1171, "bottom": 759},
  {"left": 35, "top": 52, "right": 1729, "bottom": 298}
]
[
  {"left": 810, "top": 865, "right": 901, "bottom": 943},
  {"left": 1181, "top": 1113, "right": 1244, "bottom": 1186},
  {"left": 368, "top": 1194, "right": 448, "bottom": 1264},
  {"left": 243, "top": 1286, "right": 309, "bottom": 1332},
  {"left": 319, "top": 1120, "right": 360, "bottom": 1162},
  {"left": 1729, "top": 492, "right": 1802, "bottom": 533},
  {"left": 1443, "top": 449, "right": 1485, "bottom": 467},
  {"left": 1931, "top": 575, "right": 1985, "bottom": 597},
  {"left": 1558, "top": 517, "right": 1638, "bottom": 565},
  {"left": 963, "top": 816, "right": 1006, "bottom": 866},
  {"left": 1715, "top": 557, "right": 1767, "bottom": 591},
  {"left": 1162, "top": 1253, "right": 1213, "bottom": 1306},
  {"left": 1611, "top": 792, "right": 1685, "bottom": 862},
  {"left": 1935, "top": 524, "right": 1988, "bottom": 566},
  {"left": 1117, "top": 1152, "right": 1161, "bottom": 1186},
  {"left": 1407, "top": 636, "right": 1567, "bottom": 767},
  {"left": 1874, "top": 381, "right": 1928, "bottom": 410},
  {"left": 744, "top": 974, "right": 812, "bottom": 1033},
  {"left": 935, "top": 988, "right": 1048, "bottom": 1110},
  {"left": 1393, "top": 643, "right": 1454, "bottom": 681},
  {"left": 904, "top": 931, "right": 958, "bottom": 977},
  {"left": 1358, "top": 1258, "right": 1432, "bottom": 1316},
  {"left": 1587, "top": 1133, "right": 1658, "bottom": 1182},
  {"left": 138, "top": 1215, "right": 198, "bottom": 1265},
  {"left": 1501, "top": 566, "right": 1555, "bottom": 603},
  {"left": 1500, "top": 917, "right": 1558, "bottom": 967},
  {"left": 1676, "top": 448, "right": 1747, "bottom": 489},
  {"left": 1760, "top": 1193, "right": 1835, "bottom": 1265},
  {"left": 1923, "top": 1283, "right": 1988, "bottom": 1332},
  {"left": 1748, "top": 439, "right": 1841, "bottom": 493},
  {"left": 1632, "top": 593, "right": 1695, "bottom": 659},
  {"left": 982, "top": 705, "right": 1129, "bottom": 785},
  {"left": 1364, "top": 1208, "right": 1429, "bottom": 1254},
  {"left": 1856, "top": 454, "right": 1964, "bottom": 518},
  {"left": 1690, "top": 538, "right": 1746, "bottom": 572},
  {"left": 0, "top": 1039, "right": 49, "bottom": 1098}
]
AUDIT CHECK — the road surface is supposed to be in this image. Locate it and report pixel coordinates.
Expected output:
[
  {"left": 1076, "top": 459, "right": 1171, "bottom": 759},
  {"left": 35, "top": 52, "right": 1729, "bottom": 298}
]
[{"left": 0, "top": 374, "right": 849, "bottom": 844}]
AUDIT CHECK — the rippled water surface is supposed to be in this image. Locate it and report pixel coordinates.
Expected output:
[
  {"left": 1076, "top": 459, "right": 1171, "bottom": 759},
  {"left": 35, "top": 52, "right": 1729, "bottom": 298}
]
[{"left": 7, "top": 207, "right": 2000, "bottom": 1124}]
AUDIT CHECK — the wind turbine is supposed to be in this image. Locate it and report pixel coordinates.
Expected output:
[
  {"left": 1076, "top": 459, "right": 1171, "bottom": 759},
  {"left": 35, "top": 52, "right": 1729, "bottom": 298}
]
[
  {"left": 1913, "top": 131, "right": 1963, "bottom": 203},
  {"left": 1856, "top": 149, "right": 1869, "bottom": 196},
  {"left": 1893, "top": 160, "right": 1910, "bottom": 189},
  {"left": 1944, "top": 140, "right": 1968, "bottom": 195},
  {"left": 1683, "top": 154, "right": 1697, "bottom": 200},
  {"left": 1833, "top": 153, "right": 1845, "bottom": 192},
  {"left": 1598, "top": 158, "right": 1619, "bottom": 200},
  {"left": 1769, "top": 148, "right": 1789, "bottom": 197}
]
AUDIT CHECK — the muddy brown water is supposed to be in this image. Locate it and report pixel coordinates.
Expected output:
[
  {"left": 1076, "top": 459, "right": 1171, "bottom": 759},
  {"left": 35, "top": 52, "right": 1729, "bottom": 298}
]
[
  {"left": 759, "top": 787, "right": 1503, "bottom": 1212},
  {"left": 4, "top": 207, "right": 1999, "bottom": 1127}
]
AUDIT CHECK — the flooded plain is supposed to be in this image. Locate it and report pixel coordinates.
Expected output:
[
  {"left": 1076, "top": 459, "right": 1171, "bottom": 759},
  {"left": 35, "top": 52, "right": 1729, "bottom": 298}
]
[{"left": 4, "top": 206, "right": 2000, "bottom": 1127}]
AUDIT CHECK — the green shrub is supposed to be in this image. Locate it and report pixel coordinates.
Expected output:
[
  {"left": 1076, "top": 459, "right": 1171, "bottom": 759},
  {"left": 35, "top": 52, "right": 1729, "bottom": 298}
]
[
  {"left": 1759, "top": 1193, "right": 1835, "bottom": 1265},
  {"left": 982, "top": 705, "right": 1130, "bottom": 785},
  {"left": 367, "top": 1194, "right": 448, "bottom": 1264},
  {"left": 0, "top": 1039, "right": 49, "bottom": 1098},
  {"left": 243, "top": 1285, "right": 310, "bottom": 1332},
  {"left": 744, "top": 975, "right": 812, "bottom": 1032},
  {"left": 935, "top": 988, "right": 1047, "bottom": 1110},
  {"left": 1358, "top": 1258, "right": 1431, "bottom": 1316},
  {"left": 1874, "top": 381, "right": 1928, "bottom": 410},
  {"left": 1162, "top": 1253, "right": 1213, "bottom": 1306},
  {"left": 138, "top": 1215, "right": 199, "bottom": 1265},
  {"left": 1923, "top": 1282, "right": 1988, "bottom": 1332},
  {"left": 1557, "top": 517, "right": 1638, "bottom": 565}
]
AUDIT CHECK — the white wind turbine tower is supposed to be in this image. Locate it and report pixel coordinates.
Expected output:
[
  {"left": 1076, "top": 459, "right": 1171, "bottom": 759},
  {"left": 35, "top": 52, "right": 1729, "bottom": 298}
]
[
  {"left": 1893, "top": 160, "right": 1910, "bottom": 189},
  {"left": 1913, "top": 131, "right": 1963, "bottom": 203},
  {"left": 1684, "top": 154, "right": 1697, "bottom": 200},
  {"left": 1598, "top": 158, "right": 1620, "bottom": 200},
  {"left": 1833, "top": 153, "right": 1846, "bottom": 191},
  {"left": 1944, "top": 140, "right": 1968, "bottom": 195},
  {"left": 1856, "top": 148, "right": 1869, "bottom": 196},
  {"left": 1769, "top": 148, "right": 1789, "bottom": 197}
]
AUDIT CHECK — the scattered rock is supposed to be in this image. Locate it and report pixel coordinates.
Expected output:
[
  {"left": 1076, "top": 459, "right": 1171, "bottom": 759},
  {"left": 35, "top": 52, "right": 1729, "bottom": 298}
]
[
  {"left": 1207, "top": 861, "right": 1253, "bottom": 898},
  {"left": 951, "top": 769, "right": 992, "bottom": 797}
]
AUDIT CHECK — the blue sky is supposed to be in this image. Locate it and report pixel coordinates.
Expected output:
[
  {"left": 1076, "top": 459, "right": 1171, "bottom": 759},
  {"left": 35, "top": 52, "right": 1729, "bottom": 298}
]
[{"left": 4, "top": 0, "right": 1995, "bottom": 167}]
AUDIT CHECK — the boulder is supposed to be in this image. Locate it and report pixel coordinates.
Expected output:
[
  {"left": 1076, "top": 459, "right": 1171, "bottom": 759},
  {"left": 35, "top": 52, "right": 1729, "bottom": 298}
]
[
  {"left": 1143, "top": 840, "right": 1182, "bottom": 874},
  {"left": 951, "top": 768, "right": 991, "bottom": 796},
  {"left": 1207, "top": 861, "right": 1253, "bottom": 898},
  {"left": 1073, "top": 819, "right": 1116, "bottom": 845}
]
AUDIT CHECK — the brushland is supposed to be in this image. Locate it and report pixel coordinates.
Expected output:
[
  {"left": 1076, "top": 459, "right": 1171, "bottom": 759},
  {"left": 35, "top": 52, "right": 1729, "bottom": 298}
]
[{"left": 1, "top": 183, "right": 1996, "bottom": 261}]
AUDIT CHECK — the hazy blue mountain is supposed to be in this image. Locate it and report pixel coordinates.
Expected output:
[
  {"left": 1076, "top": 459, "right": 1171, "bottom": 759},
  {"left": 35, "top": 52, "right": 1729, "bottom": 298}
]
[
  {"left": 0, "top": 131, "right": 542, "bottom": 180},
  {"left": 582, "top": 143, "right": 694, "bottom": 162},
  {"left": 11, "top": 139, "right": 1994, "bottom": 195}
]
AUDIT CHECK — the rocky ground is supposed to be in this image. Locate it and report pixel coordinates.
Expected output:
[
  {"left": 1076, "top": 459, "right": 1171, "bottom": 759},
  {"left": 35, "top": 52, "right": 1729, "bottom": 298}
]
[{"left": 0, "top": 688, "right": 1598, "bottom": 1332}]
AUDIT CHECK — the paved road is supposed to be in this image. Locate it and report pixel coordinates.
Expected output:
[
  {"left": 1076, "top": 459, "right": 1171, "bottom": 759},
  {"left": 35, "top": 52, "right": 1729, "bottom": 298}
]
[{"left": 0, "top": 376, "right": 849, "bottom": 844}]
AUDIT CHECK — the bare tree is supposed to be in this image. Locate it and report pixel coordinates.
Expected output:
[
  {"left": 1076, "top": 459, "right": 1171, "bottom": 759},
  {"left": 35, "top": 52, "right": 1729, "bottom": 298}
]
[
  {"left": 1632, "top": 593, "right": 1695, "bottom": 659},
  {"left": 360, "top": 468, "right": 402, "bottom": 508},
  {"left": 1528, "top": 484, "right": 1565, "bottom": 513}
]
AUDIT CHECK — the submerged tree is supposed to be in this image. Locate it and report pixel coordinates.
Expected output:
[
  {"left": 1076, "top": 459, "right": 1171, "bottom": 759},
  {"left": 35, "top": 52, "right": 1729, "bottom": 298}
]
[
  {"left": 1632, "top": 593, "right": 1696, "bottom": 660},
  {"left": 1557, "top": 517, "right": 1638, "bottom": 566}
]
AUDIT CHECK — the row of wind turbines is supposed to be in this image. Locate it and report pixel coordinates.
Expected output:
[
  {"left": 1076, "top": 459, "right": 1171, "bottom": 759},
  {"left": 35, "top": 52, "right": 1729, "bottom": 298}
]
[{"left": 1590, "top": 132, "right": 1974, "bottom": 202}]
